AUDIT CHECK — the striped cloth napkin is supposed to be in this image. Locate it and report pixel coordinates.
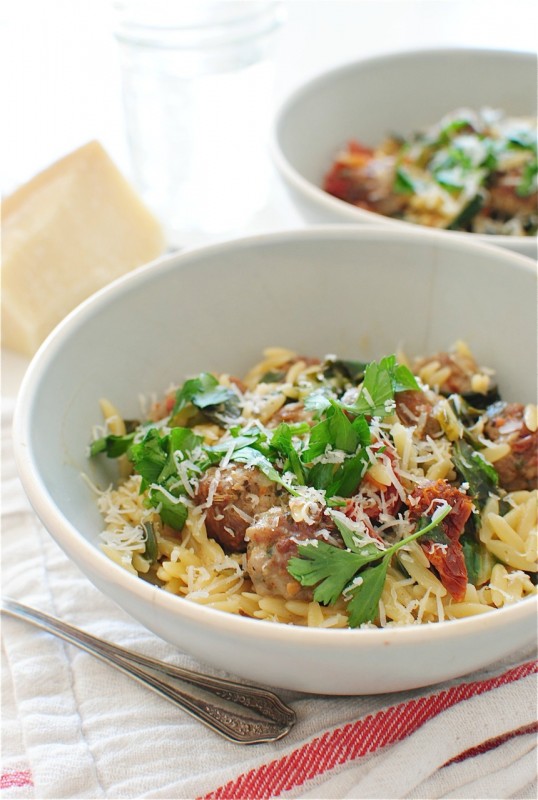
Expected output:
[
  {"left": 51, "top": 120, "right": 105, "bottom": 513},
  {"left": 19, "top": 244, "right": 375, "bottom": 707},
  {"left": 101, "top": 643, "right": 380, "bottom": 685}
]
[{"left": 2, "top": 395, "right": 537, "bottom": 800}]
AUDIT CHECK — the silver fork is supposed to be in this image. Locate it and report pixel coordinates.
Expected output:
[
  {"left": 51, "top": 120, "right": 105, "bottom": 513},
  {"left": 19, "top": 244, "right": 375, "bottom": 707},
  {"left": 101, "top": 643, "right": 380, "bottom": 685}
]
[{"left": 1, "top": 597, "right": 296, "bottom": 744}]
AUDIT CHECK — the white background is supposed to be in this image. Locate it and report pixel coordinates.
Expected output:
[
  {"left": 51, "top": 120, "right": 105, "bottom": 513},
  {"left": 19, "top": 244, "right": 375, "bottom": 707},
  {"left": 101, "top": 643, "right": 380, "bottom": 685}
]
[
  {"left": 2, "top": 0, "right": 537, "bottom": 193},
  {"left": 2, "top": 0, "right": 537, "bottom": 390}
]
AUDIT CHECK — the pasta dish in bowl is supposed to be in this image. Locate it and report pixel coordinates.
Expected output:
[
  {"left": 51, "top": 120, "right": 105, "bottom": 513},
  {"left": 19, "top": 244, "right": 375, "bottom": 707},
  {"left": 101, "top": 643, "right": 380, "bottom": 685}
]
[
  {"left": 13, "top": 227, "right": 537, "bottom": 693},
  {"left": 272, "top": 48, "right": 537, "bottom": 256},
  {"left": 90, "top": 343, "right": 537, "bottom": 629},
  {"left": 324, "top": 109, "right": 537, "bottom": 238}
]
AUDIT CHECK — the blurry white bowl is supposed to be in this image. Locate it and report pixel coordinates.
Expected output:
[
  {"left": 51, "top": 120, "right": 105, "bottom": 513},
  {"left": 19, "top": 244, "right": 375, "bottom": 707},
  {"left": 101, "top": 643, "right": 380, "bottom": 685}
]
[
  {"left": 272, "top": 48, "right": 537, "bottom": 258},
  {"left": 13, "top": 227, "right": 537, "bottom": 695}
]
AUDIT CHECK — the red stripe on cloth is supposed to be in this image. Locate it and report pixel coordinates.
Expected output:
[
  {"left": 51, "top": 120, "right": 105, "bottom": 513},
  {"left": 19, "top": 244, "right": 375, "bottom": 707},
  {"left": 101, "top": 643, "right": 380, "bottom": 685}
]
[
  {"left": 0, "top": 770, "right": 33, "bottom": 790},
  {"left": 201, "top": 659, "right": 537, "bottom": 800},
  {"left": 444, "top": 720, "right": 538, "bottom": 765}
]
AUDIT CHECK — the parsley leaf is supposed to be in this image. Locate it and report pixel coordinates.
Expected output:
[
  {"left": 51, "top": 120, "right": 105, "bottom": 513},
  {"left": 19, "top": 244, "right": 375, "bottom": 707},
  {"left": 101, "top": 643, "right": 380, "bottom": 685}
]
[
  {"left": 346, "top": 558, "right": 390, "bottom": 627},
  {"left": 437, "top": 117, "right": 474, "bottom": 145},
  {"left": 205, "top": 433, "right": 264, "bottom": 462},
  {"left": 129, "top": 428, "right": 168, "bottom": 486},
  {"left": 288, "top": 542, "right": 369, "bottom": 605},
  {"left": 302, "top": 400, "right": 360, "bottom": 461},
  {"left": 287, "top": 504, "right": 451, "bottom": 626},
  {"left": 306, "top": 462, "right": 336, "bottom": 491},
  {"left": 128, "top": 426, "right": 203, "bottom": 530},
  {"left": 330, "top": 513, "right": 383, "bottom": 555},
  {"left": 325, "top": 450, "right": 370, "bottom": 498},
  {"left": 147, "top": 487, "right": 188, "bottom": 530},
  {"left": 342, "top": 355, "right": 419, "bottom": 418},
  {"left": 228, "top": 446, "right": 300, "bottom": 495},
  {"left": 435, "top": 167, "right": 466, "bottom": 192},
  {"left": 298, "top": 400, "right": 372, "bottom": 498},
  {"left": 269, "top": 422, "right": 309, "bottom": 484},
  {"left": 303, "top": 389, "right": 332, "bottom": 415}
]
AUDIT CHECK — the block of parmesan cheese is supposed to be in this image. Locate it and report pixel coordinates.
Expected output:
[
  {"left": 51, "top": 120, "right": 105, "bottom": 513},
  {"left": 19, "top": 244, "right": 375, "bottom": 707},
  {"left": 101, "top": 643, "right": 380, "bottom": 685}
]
[{"left": 1, "top": 141, "right": 165, "bottom": 357}]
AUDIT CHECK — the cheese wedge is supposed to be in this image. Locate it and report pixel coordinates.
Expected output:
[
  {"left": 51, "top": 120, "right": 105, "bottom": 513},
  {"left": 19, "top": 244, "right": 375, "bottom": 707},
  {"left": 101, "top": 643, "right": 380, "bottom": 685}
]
[{"left": 1, "top": 141, "right": 165, "bottom": 357}]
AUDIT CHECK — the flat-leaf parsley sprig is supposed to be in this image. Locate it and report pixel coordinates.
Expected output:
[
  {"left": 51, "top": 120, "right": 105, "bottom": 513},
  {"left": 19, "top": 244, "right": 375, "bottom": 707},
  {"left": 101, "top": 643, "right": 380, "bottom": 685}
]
[{"left": 287, "top": 502, "right": 452, "bottom": 627}]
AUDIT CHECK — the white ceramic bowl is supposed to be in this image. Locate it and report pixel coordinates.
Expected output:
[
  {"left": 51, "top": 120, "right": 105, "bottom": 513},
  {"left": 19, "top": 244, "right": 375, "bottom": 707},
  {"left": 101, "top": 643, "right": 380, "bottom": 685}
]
[
  {"left": 272, "top": 48, "right": 537, "bottom": 258},
  {"left": 13, "top": 227, "right": 537, "bottom": 695}
]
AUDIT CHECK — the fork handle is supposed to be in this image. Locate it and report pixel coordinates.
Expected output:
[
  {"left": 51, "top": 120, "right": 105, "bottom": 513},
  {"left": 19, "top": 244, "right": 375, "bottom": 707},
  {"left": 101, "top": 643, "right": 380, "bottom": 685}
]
[{"left": 1, "top": 597, "right": 295, "bottom": 744}]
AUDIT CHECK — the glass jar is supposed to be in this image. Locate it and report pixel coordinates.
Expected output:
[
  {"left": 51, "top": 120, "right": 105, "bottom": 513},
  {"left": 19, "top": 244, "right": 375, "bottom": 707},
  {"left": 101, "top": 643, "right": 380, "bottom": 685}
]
[{"left": 111, "top": 1, "right": 285, "bottom": 247}]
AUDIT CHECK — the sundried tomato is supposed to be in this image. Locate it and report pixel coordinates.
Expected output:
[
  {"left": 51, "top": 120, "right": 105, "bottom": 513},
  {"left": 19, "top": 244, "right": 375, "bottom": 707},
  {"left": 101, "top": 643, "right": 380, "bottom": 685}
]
[{"left": 408, "top": 479, "right": 473, "bottom": 601}]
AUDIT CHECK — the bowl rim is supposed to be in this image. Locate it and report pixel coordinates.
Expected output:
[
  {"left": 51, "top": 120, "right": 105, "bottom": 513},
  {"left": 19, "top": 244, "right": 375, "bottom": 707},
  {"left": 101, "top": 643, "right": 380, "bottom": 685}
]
[
  {"left": 13, "top": 225, "right": 538, "bottom": 648},
  {"left": 271, "top": 46, "right": 538, "bottom": 251}
]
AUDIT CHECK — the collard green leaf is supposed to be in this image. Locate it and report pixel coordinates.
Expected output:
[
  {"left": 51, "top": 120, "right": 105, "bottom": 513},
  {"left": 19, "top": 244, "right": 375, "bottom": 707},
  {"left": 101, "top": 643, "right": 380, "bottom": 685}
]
[
  {"left": 89, "top": 432, "right": 135, "bottom": 458},
  {"left": 259, "top": 370, "right": 286, "bottom": 383},
  {"left": 171, "top": 372, "right": 240, "bottom": 424},
  {"left": 446, "top": 193, "right": 484, "bottom": 230},
  {"left": 322, "top": 358, "right": 368, "bottom": 383},
  {"left": 142, "top": 522, "right": 158, "bottom": 562},
  {"left": 453, "top": 440, "right": 498, "bottom": 508},
  {"left": 461, "top": 533, "right": 496, "bottom": 586}
]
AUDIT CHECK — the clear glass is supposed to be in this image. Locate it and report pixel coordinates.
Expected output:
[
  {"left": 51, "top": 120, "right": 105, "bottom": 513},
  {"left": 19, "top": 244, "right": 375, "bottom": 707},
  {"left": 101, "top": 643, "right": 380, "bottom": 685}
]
[{"left": 112, "top": 1, "right": 284, "bottom": 247}]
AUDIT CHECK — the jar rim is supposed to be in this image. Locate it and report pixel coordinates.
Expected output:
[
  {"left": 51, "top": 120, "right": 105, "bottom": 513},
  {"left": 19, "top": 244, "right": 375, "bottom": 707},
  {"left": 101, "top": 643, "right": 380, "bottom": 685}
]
[{"left": 112, "top": 1, "right": 285, "bottom": 49}]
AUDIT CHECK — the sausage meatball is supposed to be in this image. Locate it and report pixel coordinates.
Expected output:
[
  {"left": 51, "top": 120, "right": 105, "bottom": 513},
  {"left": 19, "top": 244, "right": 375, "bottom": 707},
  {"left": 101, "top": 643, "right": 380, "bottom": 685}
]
[
  {"left": 246, "top": 509, "right": 341, "bottom": 601},
  {"left": 194, "top": 465, "right": 285, "bottom": 552},
  {"left": 413, "top": 349, "right": 481, "bottom": 396},
  {"left": 486, "top": 172, "right": 538, "bottom": 221},
  {"left": 483, "top": 402, "right": 538, "bottom": 492},
  {"left": 395, "top": 390, "right": 441, "bottom": 438},
  {"left": 268, "top": 401, "right": 315, "bottom": 428}
]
